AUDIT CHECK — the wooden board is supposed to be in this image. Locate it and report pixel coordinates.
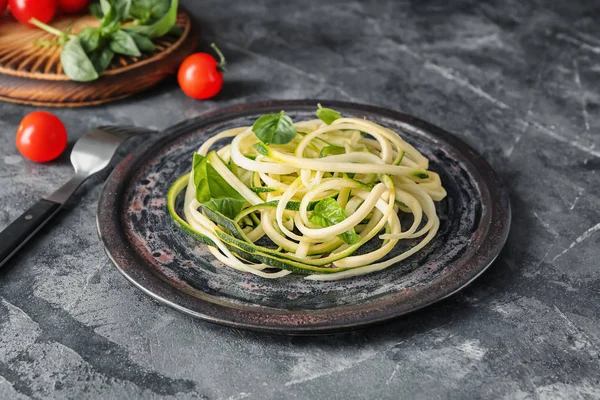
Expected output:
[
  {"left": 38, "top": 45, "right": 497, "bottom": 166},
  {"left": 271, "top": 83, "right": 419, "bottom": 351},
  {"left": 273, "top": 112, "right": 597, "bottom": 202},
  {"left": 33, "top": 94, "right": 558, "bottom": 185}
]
[{"left": 0, "top": 10, "right": 199, "bottom": 107}]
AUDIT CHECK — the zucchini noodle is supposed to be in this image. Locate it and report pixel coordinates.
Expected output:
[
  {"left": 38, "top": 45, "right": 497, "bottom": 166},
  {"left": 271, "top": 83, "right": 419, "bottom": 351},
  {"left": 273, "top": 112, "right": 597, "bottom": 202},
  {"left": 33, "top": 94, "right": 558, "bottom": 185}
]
[{"left": 167, "top": 113, "right": 447, "bottom": 280}]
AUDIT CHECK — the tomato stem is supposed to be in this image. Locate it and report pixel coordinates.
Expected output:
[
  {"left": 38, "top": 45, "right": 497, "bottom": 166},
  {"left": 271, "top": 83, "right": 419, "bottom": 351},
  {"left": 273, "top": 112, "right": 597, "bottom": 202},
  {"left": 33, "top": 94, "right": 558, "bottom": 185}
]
[
  {"left": 211, "top": 43, "right": 227, "bottom": 72},
  {"left": 29, "top": 18, "right": 68, "bottom": 37}
]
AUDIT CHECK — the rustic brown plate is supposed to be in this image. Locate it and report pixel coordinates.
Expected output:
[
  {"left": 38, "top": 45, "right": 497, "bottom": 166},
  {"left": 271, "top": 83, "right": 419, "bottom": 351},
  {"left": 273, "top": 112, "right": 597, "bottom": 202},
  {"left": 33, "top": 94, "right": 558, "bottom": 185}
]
[
  {"left": 0, "top": 10, "right": 198, "bottom": 107},
  {"left": 96, "top": 100, "right": 511, "bottom": 334}
]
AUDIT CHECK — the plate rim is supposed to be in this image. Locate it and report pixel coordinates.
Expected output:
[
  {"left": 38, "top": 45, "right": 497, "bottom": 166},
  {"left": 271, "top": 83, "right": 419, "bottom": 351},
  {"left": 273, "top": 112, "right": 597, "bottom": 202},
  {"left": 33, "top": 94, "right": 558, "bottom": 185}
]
[{"left": 96, "top": 99, "right": 511, "bottom": 334}]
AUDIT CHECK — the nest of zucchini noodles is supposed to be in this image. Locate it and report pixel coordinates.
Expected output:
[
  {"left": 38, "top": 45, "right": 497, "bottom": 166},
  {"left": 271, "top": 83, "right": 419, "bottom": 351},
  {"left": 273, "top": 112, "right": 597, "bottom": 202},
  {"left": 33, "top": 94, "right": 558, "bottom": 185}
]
[{"left": 167, "top": 105, "right": 446, "bottom": 280}]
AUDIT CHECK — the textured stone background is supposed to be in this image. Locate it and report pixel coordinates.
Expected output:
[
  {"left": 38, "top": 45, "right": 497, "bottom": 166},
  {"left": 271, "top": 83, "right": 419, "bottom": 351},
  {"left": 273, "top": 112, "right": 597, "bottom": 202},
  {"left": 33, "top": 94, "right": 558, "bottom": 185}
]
[{"left": 1, "top": 0, "right": 599, "bottom": 399}]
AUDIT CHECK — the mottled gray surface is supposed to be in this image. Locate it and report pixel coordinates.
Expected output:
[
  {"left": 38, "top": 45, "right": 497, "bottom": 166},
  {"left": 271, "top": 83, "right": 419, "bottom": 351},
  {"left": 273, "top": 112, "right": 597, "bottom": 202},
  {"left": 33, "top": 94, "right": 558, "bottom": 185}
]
[{"left": 0, "top": 0, "right": 599, "bottom": 398}]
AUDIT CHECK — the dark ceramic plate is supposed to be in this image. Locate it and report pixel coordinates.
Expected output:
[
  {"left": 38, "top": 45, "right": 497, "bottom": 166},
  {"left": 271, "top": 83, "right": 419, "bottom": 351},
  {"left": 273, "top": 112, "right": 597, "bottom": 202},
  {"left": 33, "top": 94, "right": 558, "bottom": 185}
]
[{"left": 97, "top": 100, "right": 510, "bottom": 334}]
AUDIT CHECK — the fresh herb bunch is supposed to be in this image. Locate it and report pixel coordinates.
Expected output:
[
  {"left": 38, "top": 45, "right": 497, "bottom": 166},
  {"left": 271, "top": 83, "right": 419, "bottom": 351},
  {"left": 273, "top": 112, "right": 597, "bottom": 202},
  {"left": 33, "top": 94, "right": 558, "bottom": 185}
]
[{"left": 31, "top": 0, "right": 179, "bottom": 82}]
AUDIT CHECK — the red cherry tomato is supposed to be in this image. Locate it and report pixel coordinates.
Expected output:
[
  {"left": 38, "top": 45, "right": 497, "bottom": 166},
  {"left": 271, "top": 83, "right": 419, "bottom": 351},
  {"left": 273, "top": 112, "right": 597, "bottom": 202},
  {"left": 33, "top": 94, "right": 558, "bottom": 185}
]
[
  {"left": 178, "top": 43, "right": 226, "bottom": 100},
  {"left": 16, "top": 111, "right": 68, "bottom": 162},
  {"left": 57, "top": 0, "right": 89, "bottom": 14},
  {"left": 0, "top": 0, "right": 8, "bottom": 15},
  {"left": 8, "top": 0, "right": 57, "bottom": 26}
]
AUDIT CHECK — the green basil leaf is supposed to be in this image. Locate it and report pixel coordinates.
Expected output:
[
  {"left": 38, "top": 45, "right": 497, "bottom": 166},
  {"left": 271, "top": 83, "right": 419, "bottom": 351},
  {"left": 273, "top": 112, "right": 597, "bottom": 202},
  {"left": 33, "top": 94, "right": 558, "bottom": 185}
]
[
  {"left": 319, "top": 145, "right": 345, "bottom": 158},
  {"left": 193, "top": 153, "right": 246, "bottom": 219},
  {"left": 204, "top": 198, "right": 246, "bottom": 221},
  {"left": 252, "top": 111, "right": 297, "bottom": 145},
  {"left": 60, "top": 37, "right": 99, "bottom": 82},
  {"left": 114, "top": 0, "right": 132, "bottom": 20},
  {"left": 127, "top": 31, "right": 156, "bottom": 52},
  {"left": 90, "top": 3, "right": 104, "bottom": 18},
  {"left": 102, "top": 21, "right": 120, "bottom": 36},
  {"left": 100, "top": 3, "right": 120, "bottom": 33},
  {"left": 309, "top": 197, "right": 360, "bottom": 245},
  {"left": 316, "top": 103, "right": 341, "bottom": 125},
  {"left": 109, "top": 30, "right": 141, "bottom": 57},
  {"left": 78, "top": 27, "right": 102, "bottom": 53},
  {"left": 99, "top": 0, "right": 112, "bottom": 15},
  {"left": 97, "top": 0, "right": 132, "bottom": 21},
  {"left": 193, "top": 153, "right": 210, "bottom": 201},
  {"left": 126, "top": 0, "right": 178, "bottom": 38},
  {"left": 130, "top": 6, "right": 151, "bottom": 23},
  {"left": 90, "top": 47, "right": 114, "bottom": 74},
  {"left": 130, "top": 0, "right": 170, "bottom": 21}
]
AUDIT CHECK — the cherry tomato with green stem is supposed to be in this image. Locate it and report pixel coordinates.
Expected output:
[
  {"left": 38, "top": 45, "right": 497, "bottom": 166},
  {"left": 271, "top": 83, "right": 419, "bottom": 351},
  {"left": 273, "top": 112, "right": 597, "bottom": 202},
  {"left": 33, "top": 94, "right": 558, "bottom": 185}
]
[
  {"left": 58, "top": 0, "right": 89, "bottom": 14},
  {"left": 8, "top": 0, "right": 57, "bottom": 26},
  {"left": 16, "top": 111, "right": 68, "bottom": 162},
  {"left": 178, "top": 43, "right": 226, "bottom": 100}
]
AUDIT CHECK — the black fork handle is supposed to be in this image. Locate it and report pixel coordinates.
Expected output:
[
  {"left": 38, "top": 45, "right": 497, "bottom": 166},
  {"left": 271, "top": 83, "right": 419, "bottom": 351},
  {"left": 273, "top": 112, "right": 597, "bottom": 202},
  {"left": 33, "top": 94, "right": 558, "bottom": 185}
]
[{"left": 0, "top": 199, "right": 62, "bottom": 268}]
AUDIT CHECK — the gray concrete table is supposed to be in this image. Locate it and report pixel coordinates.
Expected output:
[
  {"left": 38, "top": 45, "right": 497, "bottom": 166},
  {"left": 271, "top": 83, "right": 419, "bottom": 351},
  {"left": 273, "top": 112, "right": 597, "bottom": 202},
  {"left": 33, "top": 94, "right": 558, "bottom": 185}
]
[{"left": 1, "top": 1, "right": 599, "bottom": 399}]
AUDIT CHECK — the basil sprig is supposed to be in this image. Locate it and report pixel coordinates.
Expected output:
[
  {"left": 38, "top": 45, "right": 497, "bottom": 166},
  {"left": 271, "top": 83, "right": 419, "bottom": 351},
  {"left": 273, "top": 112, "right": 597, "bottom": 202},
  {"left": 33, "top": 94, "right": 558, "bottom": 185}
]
[
  {"left": 30, "top": 0, "right": 179, "bottom": 82},
  {"left": 252, "top": 111, "right": 297, "bottom": 145}
]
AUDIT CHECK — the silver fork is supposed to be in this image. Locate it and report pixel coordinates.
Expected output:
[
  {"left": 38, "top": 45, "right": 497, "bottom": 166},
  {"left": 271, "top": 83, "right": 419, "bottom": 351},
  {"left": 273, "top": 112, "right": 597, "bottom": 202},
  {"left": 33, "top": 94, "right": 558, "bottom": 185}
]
[{"left": 0, "top": 125, "right": 154, "bottom": 268}]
